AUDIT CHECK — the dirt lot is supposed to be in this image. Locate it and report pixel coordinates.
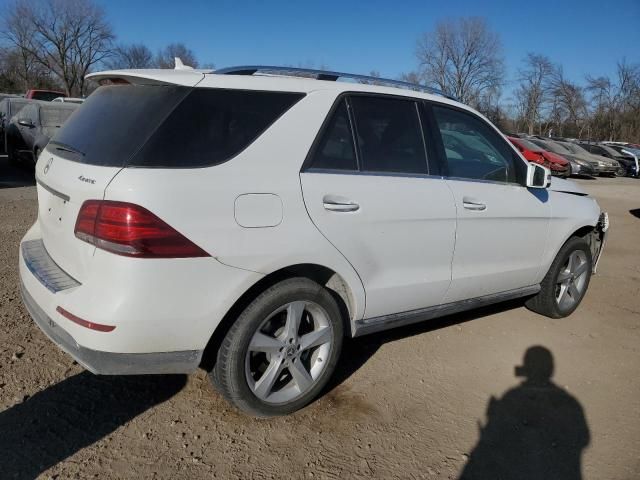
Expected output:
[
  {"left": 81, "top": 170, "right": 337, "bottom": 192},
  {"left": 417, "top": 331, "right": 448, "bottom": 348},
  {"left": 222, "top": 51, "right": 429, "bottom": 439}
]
[{"left": 1, "top": 159, "right": 639, "bottom": 480}]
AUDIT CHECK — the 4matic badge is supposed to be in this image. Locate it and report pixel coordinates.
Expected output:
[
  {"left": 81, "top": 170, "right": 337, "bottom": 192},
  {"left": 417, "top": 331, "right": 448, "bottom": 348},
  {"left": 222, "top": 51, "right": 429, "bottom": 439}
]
[{"left": 78, "top": 175, "right": 96, "bottom": 184}]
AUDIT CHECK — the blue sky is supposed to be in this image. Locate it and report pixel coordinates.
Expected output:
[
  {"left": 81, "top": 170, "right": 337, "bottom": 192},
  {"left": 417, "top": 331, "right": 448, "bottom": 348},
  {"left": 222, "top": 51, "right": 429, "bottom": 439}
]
[{"left": 9, "top": 0, "right": 640, "bottom": 100}]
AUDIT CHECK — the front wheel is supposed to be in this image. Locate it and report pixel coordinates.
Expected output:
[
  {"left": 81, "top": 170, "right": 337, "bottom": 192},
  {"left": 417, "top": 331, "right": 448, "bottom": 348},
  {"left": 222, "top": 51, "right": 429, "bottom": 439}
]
[
  {"left": 6, "top": 140, "right": 18, "bottom": 165},
  {"left": 211, "top": 277, "right": 344, "bottom": 417},
  {"left": 526, "top": 236, "right": 593, "bottom": 318}
]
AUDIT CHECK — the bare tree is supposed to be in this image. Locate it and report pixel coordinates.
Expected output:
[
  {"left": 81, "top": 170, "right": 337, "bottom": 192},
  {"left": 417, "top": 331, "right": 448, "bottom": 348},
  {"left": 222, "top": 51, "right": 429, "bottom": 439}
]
[
  {"left": 106, "top": 43, "right": 153, "bottom": 70},
  {"left": 154, "top": 43, "right": 198, "bottom": 69},
  {"left": 515, "top": 53, "right": 555, "bottom": 135},
  {"left": 3, "top": 0, "right": 113, "bottom": 96},
  {"left": 399, "top": 71, "right": 422, "bottom": 85},
  {"left": 0, "top": 46, "right": 59, "bottom": 92},
  {"left": 415, "top": 17, "right": 505, "bottom": 106},
  {"left": 549, "top": 67, "right": 588, "bottom": 138},
  {"left": 357, "top": 70, "right": 385, "bottom": 85}
]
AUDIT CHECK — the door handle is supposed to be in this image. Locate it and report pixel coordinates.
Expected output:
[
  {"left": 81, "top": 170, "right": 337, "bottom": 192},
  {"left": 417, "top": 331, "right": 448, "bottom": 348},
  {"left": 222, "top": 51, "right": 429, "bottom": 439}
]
[
  {"left": 322, "top": 195, "right": 360, "bottom": 212},
  {"left": 462, "top": 196, "right": 487, "bottom": 211},
  {"left": 323, "top": 201, "right": 360, "bottom": 212}
]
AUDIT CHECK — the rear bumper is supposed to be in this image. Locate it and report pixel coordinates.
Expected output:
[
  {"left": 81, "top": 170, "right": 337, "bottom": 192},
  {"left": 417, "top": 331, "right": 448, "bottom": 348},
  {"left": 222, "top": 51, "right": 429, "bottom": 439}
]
[
  {"left": 21, "top": 281, "right": 202, "bottom": 374},
  {"left": 18, "top": 222, "right": 263, "bottom": 374}
]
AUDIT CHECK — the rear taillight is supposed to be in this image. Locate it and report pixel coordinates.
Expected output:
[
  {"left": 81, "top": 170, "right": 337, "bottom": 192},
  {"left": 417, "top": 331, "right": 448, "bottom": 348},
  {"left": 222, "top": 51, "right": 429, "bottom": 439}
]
[{"left": 74, "top": 200, "right": 210, "bottom": 258}]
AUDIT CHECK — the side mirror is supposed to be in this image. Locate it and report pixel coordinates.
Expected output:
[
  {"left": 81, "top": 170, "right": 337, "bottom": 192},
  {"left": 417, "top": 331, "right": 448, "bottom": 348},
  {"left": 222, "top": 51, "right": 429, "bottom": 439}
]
[
  {"left": 526, "top": 162, "right": 551, "bottom": 189},
  {"left": 18, "top": 119, "right": 33, "bottom": 128}
]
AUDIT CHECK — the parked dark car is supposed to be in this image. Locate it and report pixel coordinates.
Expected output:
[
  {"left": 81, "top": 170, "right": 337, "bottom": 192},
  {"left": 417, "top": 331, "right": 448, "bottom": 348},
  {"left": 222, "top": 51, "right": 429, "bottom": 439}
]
[
  {"left": 0, "top": 97, "right": 32, "bottom": 154},
  {"left": 582, "top": 143, "right": 638, "bottom": 177},
  {"left": 6, "top": 102, "right": 78, "bottom": 164},
  {"left": 528, "top": 138, "right": 596, "bottom": 176}
]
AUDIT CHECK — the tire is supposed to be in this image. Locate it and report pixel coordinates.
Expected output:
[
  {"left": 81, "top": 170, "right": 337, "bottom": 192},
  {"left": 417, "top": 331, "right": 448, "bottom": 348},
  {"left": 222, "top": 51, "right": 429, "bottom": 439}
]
[
  {"left": 7, "top": 140, "right": 18, "bottom": 165},
  {"left": 526, "top": 236, "right": 592, "bottom": 318},
  {"left": 211, "top": 277, "right": 344, "bottom": 417}
]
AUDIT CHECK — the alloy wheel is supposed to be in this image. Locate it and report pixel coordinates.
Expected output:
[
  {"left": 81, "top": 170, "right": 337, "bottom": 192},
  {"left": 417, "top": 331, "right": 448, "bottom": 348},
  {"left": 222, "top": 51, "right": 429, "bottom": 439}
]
[
  {"left": 555, "top": 250, "right": 589, "bottom": 310},
  {"left": 245, "top": 301, "right": 333, "bottom": 404}
]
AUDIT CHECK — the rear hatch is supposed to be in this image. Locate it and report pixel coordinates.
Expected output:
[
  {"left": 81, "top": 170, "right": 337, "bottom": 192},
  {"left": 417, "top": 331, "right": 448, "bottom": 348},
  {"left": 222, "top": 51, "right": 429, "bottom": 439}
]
[
  {"left": 34, "top": 74, "right": 203, "bottom": 282},
  {"left": 35, "top": 155, "right": 122, "bottom": 282}
]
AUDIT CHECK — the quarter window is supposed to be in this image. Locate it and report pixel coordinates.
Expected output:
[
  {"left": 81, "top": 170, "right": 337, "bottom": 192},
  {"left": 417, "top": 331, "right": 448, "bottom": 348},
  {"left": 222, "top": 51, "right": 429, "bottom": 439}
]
[
  {"left": 432, "top": 105, "right": 517, "bottom": 183},
  {"left": 350, "top": 96, "right": 428, "bottom": 174},
  {"left": 308, "top": 100, "right": 357, "bottom": 171}
]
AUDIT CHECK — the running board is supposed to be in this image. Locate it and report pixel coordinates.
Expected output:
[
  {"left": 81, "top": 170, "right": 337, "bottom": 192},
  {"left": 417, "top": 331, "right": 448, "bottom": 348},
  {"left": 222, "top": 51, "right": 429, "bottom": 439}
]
[{"left": 353, "top": 285, "right": 540, "bottom": 337}]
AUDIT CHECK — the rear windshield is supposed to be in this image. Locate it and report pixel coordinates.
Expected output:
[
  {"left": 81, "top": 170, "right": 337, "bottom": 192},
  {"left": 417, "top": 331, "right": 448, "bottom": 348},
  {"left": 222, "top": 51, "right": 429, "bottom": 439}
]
[
  {"left": 50, "top": 85, "right": 304, "bottom": 168},
  {"left": 31, "top": 92, "right": 64, "bottom": 101},
  {"left": 41, "top": 107, "right": 76, "bottom": 127}
]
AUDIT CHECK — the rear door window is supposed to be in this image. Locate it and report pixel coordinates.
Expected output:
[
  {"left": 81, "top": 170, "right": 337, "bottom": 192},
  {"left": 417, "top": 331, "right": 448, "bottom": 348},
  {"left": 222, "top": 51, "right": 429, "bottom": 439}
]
[
  {"left": 51, "top": 85, "right": 303, "bottom": 168},
  {"left": 350, "top": 96, "right": 428, "bottom": 174}
]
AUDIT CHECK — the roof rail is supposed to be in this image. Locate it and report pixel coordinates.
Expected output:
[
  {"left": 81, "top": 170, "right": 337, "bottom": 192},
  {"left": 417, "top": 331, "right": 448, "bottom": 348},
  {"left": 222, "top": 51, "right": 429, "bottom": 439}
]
[{"left": 214, "top": 65, "right": 457, "bottom": 101}]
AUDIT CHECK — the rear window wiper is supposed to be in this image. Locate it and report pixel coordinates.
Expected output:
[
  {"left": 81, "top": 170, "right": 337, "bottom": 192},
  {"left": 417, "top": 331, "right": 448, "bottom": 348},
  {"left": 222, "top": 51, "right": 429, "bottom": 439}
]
[{"left": 49, "top": 141, "right": 85, "bottom": 157}]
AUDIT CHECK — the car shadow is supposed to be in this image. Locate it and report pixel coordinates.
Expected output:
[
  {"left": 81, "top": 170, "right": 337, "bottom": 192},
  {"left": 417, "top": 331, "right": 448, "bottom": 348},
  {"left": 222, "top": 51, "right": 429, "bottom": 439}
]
[
  {"left": 629, "top": 208, "right": 640, "bottom": 219},
  {"left": 458, "top": 346, "right": 590, "bottom": 479},
  {"left": 327, "top": 298, "right": 528, "bottom": 391},
  {"left": 0, "top": 372, "right": 187, "bottom": 480},
  {"left": 0, "top": 155, "right": 35, "bottom": 189}
]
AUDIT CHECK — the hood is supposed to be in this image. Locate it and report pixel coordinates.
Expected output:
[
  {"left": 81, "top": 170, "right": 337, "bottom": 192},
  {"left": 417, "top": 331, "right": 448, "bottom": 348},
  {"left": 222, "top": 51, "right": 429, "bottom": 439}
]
[
  {"left": 540, "top": 150, "right": 568, "bottom": 165},
  {"left": 548, "top": 176, "right": 588, "bottom": 196},
  {"left": 562, "top": 153, "right": 590, "bottom": 166},
  {"left": 568, "top": 151, "right": 600, "bottom": 165}
]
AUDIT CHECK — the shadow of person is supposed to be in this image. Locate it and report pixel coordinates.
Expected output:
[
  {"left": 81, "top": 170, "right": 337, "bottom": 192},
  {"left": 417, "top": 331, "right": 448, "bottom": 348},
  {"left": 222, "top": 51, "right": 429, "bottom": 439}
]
[
  {"left": 0, "top": 371, "right": 187, "bottom": 480},
  {"left": 459, "top": 346, "right": 590, "bottom": 480}
]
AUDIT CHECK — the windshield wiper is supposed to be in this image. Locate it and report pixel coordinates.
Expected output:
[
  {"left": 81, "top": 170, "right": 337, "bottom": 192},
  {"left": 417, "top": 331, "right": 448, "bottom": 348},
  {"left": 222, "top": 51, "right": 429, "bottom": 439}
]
[{"left": 49, "top": 141, "right": 85, "bottom": 157}]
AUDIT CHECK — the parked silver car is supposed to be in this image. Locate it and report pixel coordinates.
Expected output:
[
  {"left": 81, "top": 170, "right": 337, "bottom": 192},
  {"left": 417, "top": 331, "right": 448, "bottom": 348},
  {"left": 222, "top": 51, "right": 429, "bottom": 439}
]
[{"left": 556, "top": 141, "right": 619, "bottom": 176}]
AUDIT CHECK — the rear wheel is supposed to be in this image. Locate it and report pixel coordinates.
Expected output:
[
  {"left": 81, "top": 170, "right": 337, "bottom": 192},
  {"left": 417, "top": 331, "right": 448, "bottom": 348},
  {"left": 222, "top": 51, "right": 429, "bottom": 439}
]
[
  {"left": 211, "top": 277, "right": 343, "bottom": 417},
  {"left": 526, "top": 236, "right": 592, "bottom": 318}
]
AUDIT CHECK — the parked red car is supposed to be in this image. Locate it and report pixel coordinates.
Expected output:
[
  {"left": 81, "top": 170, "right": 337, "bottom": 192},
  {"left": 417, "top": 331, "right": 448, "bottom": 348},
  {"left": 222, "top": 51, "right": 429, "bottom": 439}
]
[
  {"left": 508, "top": 136, "right": 570, "bottom": 177},
  {"left": 25, "top": 89, "right": 67, "bottom": 101}
]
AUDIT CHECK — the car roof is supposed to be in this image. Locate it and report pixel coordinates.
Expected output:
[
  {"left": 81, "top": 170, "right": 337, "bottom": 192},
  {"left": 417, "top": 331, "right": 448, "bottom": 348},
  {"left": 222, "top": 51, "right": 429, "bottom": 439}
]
[
  {"left": 87, "top": 67, "right": 478, "bottom": 116},
  {"left": 38, "top": 102, "right": 79, "bottom": 110}
]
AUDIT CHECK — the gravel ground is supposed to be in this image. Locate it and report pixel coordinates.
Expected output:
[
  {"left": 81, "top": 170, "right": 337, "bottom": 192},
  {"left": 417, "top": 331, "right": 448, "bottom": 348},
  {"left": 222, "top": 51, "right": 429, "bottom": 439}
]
[{"left": 1, "top": 158, "right": 639, "bottom": 480}]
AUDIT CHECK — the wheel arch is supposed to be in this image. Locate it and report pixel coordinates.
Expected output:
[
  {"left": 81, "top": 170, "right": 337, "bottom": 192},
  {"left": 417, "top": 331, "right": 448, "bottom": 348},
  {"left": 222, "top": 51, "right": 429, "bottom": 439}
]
[{"left": 199, "top": 263, "right": 357, "bottom": 371}]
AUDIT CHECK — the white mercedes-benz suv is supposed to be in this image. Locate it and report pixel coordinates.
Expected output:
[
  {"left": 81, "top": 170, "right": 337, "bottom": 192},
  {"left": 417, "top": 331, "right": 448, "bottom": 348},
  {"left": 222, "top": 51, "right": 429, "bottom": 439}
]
[{"left": 19, "top": 65, "right": 608, "bottom": 417}]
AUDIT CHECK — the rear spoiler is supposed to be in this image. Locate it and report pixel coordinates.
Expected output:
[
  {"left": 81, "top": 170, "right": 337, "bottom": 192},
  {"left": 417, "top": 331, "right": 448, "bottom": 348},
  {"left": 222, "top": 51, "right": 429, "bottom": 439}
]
[{"left": 86, "top": 68, "right": 211, "bottom": 87}]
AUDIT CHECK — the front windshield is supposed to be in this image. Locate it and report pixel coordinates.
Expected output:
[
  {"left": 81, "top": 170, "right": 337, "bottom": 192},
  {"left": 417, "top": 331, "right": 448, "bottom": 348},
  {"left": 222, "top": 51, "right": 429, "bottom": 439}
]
[
  {"left": 567, "top": 143, "right": 591, "bottom": 155},
  {"left": 623, "top": 147, "right": 640, "bottom": 156},
  {"left": 599, "top": 145, "right": 621, "bottom": 156},
  {"left": 558, "top": 142, "right": 580, "bottom": 154},
  {"left": 531, "top": 139, "right": 569, "bottom": 154},
  {"left": 518, "top": 139, "right": 542, "bottom": 152}
]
